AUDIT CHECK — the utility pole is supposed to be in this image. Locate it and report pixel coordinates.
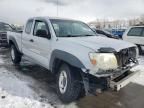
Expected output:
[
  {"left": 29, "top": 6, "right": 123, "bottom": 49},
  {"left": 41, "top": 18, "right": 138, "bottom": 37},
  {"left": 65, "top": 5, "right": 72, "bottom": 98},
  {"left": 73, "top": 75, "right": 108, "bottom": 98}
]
[{"left": 57, "top": 0, "right": 59, "bottom": 17}]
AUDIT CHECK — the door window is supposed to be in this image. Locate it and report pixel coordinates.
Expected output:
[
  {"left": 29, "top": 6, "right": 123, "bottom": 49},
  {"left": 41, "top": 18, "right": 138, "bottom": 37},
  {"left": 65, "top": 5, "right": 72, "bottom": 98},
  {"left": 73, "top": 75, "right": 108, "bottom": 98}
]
[
  {"left": 25, "top": 19, "right": 33, "bottom": 34},
  {"left": 127, "top": 27, "right": 143, "bottom": 36},
  {"left": 33, "top": 21, "right": 49, "bottom": 36},
  {"left": 142, "top": 29, "right": 144, "bottom": 36}
]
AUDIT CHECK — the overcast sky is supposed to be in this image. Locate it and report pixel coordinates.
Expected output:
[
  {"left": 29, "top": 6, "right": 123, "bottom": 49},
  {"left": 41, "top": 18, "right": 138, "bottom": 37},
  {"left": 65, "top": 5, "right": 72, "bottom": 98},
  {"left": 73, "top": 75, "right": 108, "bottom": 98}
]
[{"left": 0, "top": 0, "right": 144, "bottom": 24}]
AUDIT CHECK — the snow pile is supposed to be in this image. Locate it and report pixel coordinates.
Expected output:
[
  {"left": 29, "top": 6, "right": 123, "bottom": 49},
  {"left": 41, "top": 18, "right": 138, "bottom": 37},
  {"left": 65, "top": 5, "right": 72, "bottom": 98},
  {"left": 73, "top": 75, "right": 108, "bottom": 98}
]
[
  {"left": 0, "top": 67, "right": 39, "bottom": 99},
  {"left": 139, "top": 56, "right": 144, "bottom": 65},
  {"left": 56, "top": 102, "right": 78, "bottom": 108},
  {"left": 0, "top": 59, "right": 4, "bottom": 64},
  {"left": 0, "top": 88, "right": 54, "bottom": 108},
  {"left": 131, "top": 56, "right": 144, "bottom": 86},
  {"left": 0, "top": 52, "right": 5, "bottom": 64},
  {"left": 0, "top": 67, "right": 54, "bottom": 108},
  {"left": 0, "top": 57, "right": 4, "bottom": 64}
]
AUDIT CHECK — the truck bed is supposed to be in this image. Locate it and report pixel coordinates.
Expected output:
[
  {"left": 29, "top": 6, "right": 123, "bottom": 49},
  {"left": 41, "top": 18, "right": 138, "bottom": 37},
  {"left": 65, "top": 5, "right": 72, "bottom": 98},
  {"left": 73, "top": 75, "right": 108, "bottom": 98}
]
[{"left": 7, "top": 31, "right": 22, "bottom": 51}]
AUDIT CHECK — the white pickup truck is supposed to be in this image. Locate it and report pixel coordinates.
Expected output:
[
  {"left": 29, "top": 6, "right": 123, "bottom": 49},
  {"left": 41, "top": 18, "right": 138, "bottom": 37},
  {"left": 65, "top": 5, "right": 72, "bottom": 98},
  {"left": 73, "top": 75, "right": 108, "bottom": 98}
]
[
  {"left": 7, "top": 17, "right": 139, "bottom": 103},
  {"left": 123, "top": 26, "right": 144, "bottom": 54}
]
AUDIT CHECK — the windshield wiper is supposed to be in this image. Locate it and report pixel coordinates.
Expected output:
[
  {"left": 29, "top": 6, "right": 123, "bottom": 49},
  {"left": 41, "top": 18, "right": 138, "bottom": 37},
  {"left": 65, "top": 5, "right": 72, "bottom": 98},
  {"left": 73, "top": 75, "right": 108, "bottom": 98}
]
[
  {"left": 67, "top": 35, "right": 78, "bottom": 37},
  {"left": 59, "top": 34, "right": 95, "bottom": 37},
  {"left": 83, "top": 34, "right": 95, "bottom": 36},
  {"left": 59, "top": 35, "right": 78, "bottom": 37}
]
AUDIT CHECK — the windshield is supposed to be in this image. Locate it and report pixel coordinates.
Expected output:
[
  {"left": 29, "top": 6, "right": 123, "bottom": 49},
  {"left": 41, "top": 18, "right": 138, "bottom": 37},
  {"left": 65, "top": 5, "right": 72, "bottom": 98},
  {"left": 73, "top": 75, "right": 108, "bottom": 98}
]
[{"left": 50, "top": 19, "right": 96, "bottom": 37}]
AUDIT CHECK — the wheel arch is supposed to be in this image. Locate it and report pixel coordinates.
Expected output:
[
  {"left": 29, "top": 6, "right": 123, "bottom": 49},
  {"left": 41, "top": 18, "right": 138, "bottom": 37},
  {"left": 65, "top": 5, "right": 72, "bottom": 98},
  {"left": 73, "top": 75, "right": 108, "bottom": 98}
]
[
  {"left": 49, "top": 49, "right": 85, "bottom": 74},
  {"left": 9, "top": 37, "right": 21, "bottom": 53}
]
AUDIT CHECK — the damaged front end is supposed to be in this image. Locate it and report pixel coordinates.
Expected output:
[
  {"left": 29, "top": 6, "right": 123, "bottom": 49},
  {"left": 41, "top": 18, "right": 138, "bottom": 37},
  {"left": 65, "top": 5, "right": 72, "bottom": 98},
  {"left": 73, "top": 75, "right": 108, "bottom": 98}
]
[
  {"left": 116, "top": 47, "right": 138, "bottom": 68},
  {"left": 81, "top": 46, "right": 139, "bottom": 95},
  {"left": 90, "top": 46, "right": 139, "bottom": 77}
]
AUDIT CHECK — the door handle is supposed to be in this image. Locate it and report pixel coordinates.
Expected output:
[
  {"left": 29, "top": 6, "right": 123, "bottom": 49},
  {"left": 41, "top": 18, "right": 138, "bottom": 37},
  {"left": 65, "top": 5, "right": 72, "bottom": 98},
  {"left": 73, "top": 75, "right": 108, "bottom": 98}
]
[{"left": 29, "top": 39, "right": 34, "bottom": 42}]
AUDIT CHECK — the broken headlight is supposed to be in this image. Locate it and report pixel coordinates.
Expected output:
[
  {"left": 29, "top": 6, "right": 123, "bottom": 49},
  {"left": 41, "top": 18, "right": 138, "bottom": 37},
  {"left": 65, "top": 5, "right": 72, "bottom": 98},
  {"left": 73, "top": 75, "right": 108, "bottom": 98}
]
[{"left": 89, "top": 53, "right": 118, "bottom": 70}]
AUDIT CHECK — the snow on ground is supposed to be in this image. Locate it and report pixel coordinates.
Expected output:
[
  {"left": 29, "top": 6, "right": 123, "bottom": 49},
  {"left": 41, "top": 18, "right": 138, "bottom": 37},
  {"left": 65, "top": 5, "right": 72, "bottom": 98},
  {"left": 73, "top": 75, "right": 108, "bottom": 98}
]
[
  {"left": 0, "top": 48, "right": 4, "bottom": 64},
  {"left": 0, "top": 88, "right": 53, "bottom": 108},
  {"left": 0, "top": 56, "right": 4, "bottom": 64},
  {"left": 0, "top": 59, "right": 4, "bottom": 64},
  {"left": 131, "top": 56, "right": 144, "bottom": 86},
  {"left": 0, "top": 49, "right": 53, "bottom": 108},
  {"left": 0, "top": 48, "right": 78, "bottom": 108},
  {"left": 0, "top": 67, "right": 39, "bottom": 99},
  {"left": 0, "top": 66, "right": 53, "bottom": 108},
  {"left": 0, "top": 67, "right": 77, "bottom": 108}
]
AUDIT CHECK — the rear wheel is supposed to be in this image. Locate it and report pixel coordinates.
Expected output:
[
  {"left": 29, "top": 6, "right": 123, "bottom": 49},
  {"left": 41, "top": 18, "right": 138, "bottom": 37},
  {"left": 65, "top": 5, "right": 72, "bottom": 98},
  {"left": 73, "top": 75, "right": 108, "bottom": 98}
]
[
  {"left": 10, "top": 45, "right": 22, "bottom": 64},
  {"left": 57, "top": 63, "right": 82, "bottom": 103}
]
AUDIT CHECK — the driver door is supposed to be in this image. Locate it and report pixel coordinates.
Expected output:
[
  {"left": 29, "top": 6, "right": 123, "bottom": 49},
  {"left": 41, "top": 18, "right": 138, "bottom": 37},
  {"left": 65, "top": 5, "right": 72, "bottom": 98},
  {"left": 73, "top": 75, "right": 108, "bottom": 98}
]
[{"left": 31, "top": 20, "right": 52, "bottom": 68}]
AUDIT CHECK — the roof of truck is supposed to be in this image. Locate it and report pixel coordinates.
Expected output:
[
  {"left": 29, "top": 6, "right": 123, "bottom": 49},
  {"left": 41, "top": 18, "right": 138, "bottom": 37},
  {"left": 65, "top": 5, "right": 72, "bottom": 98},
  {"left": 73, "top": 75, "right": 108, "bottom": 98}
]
[{"left": 31, "top": 16, "right": 80, "bottom": 21}]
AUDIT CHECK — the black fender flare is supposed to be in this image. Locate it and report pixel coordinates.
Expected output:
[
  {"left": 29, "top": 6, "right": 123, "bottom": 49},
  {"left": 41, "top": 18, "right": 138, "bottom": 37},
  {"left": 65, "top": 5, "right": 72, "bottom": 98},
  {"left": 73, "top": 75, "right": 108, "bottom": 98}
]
[
  {"left": 49, "top": 49, "right": 85, "bottom": 72},
  {"left": 9, "top": 36, "right": 21, "bottom": 53}
]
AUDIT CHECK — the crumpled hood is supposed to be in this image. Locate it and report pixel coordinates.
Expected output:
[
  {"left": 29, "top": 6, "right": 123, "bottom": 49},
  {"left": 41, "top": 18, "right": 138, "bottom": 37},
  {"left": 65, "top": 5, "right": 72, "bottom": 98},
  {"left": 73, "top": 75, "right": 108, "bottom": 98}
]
[{"left": 59, "top": 36, "right": 136, "bottom": 52}]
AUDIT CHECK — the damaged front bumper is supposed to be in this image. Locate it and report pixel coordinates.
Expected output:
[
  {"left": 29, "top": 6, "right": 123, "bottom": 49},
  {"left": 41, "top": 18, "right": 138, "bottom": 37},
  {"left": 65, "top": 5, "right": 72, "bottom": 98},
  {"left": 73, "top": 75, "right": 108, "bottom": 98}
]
[
  {"left": 87, "top": 59, "right": 139, "bottom": 78},
  {"left": 81, "top": 60, "right": 139, "bottom": 94},
  {"left": 110, "top": 70, "right": 140, "bottom": 91}
]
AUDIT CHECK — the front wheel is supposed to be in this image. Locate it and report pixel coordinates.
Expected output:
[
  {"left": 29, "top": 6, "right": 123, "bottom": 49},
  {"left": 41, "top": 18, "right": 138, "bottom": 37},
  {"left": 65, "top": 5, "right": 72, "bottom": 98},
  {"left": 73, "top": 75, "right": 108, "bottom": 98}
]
[
  {"left": 57, "top": 64, "right": 82, "bottom": 103},
  {"left": 10, "top": 45, "right": 22, "bottom": 64}
]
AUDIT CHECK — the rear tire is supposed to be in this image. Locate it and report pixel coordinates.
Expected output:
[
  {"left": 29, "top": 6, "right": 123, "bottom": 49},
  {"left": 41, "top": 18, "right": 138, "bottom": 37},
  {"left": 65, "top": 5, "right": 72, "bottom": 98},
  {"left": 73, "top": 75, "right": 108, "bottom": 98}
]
[
  {"left": 56, "top": 63, "right": 82, "bottom": 103},
  {"left": 10, "top": 45, "right": 22, "bottom": 64}
]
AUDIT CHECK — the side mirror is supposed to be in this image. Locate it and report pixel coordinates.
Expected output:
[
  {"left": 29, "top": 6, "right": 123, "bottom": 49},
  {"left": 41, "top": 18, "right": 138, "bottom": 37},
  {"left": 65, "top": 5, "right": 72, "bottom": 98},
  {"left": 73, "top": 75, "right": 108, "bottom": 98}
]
[{"left": 36, "top": 29, "right": 51, "bottom": 39}]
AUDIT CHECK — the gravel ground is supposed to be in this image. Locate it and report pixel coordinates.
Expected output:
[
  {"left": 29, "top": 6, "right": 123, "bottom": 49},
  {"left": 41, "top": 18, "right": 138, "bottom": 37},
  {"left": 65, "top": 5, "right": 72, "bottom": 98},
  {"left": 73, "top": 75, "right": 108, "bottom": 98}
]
[{"left": 0, "top": 48, "right": 144, "bottom": 108}]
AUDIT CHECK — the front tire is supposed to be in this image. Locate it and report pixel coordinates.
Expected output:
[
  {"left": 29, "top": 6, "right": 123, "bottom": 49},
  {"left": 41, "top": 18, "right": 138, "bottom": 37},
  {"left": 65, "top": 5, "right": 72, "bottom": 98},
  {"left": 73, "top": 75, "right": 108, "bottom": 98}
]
[
  {"left": 10, "top": 45, "right": 22, "bottom": 64},
  {"left": 57, "top": 64, "right": 82, "bottom": 103}
]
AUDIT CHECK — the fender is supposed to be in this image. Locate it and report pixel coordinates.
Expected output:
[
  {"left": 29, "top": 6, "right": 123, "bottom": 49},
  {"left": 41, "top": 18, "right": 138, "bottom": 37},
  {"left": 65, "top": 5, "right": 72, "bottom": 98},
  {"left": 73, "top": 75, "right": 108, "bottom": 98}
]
[
  {"left": 9, "top": 36, "right": 21, "bottom": 53},
  {"left": 49, "top": 49, "right": 85, "bottom": 71}
]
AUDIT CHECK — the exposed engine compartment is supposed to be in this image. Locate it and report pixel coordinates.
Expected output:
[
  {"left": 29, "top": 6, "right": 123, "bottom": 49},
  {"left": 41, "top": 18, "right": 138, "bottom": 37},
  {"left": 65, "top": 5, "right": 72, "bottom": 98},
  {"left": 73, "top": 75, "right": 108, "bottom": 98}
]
[{"left": 115, "top": 47, "right": 137, "bottom": 67}]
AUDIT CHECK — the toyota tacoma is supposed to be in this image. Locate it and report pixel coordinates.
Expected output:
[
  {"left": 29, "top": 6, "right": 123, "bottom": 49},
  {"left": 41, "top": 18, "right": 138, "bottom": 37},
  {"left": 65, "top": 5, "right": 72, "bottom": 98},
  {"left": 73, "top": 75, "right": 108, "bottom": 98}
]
[{"left": 7, "top": 17, "right": 139, "bottom": 103}]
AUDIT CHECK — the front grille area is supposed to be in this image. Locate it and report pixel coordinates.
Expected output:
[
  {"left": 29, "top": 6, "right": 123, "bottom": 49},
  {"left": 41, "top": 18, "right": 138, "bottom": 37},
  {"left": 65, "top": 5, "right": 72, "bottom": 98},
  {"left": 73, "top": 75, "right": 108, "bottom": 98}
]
[
  {"left": 0, "top": 32, "right": 8, "bottom": 47},
  {"left": 115, "top": 47, "right": 137, "bottom": 67},
  {"left": 0, "top": 33, "right": 7, "bottom": 40}
]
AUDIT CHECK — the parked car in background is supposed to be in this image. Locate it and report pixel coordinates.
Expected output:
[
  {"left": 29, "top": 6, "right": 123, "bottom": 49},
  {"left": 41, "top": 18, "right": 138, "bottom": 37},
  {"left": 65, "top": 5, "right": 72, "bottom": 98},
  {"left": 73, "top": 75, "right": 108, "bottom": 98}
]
[
  {"left": 93, "top": 29, "right": 119, "bottom": 39},
  {"left": 0, "top": 22, "right": 15, "bottom": 47},
  {"left": 112, "top": 29, "right": 126, "bottom": 38},
  {"left": 11, "top": 24, "right": 23, "bottom": 32},
  {"left": 123, "top": 26, "right": 144, "bottom": 54}
]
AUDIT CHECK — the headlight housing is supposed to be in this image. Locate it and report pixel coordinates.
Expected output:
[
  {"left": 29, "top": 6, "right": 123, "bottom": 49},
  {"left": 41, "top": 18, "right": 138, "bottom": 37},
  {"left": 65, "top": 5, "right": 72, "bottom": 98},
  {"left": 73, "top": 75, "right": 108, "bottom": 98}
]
[{"left": 89, "top": 53, "right": 118, "bottom": 70}]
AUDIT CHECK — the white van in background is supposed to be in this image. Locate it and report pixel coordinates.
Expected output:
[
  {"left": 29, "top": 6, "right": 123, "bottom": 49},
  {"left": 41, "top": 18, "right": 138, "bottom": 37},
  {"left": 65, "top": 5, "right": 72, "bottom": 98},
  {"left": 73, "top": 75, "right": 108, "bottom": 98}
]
[{"left": 123, "top": 26, "right": 144, "bottom": 54}]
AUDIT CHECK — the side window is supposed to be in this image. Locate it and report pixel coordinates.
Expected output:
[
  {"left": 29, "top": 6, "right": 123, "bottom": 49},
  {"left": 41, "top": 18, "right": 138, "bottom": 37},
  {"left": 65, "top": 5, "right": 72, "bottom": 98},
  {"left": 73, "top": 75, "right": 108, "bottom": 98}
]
[
  {"left": 25, "top": 20, "right": 33, "bottom": 34},
  {"left": 142, "top": 29, "right": 144, "bottom": 36},
  {"left": 33, "top": 20, "right": 49, "bottom": 36},
  {"left": 127, "top": 27, "right": 143, "bottom": 36}
]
